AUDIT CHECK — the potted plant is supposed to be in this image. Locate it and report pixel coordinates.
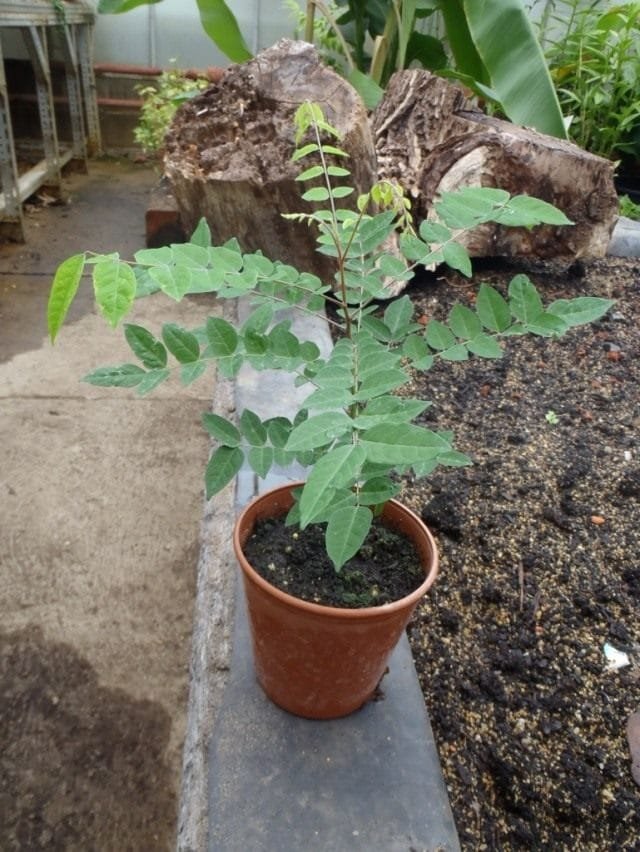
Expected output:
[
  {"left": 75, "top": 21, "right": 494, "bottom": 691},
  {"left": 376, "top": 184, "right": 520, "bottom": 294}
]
[{"left": 47, "top": 102, "right": 613, "bottom": 719}]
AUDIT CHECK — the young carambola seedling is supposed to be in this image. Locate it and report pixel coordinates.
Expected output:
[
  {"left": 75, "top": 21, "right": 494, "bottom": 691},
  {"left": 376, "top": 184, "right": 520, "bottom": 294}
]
[{"left": 48, "top": 102, "right": 614, "bottom": 570}]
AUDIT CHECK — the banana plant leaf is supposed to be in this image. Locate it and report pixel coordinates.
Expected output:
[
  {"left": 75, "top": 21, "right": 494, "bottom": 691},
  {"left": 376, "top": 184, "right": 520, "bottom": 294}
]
[
  {"left": 443, "top": 0, "right": 567, "bottom": 139},
  {"left": 98, "top": 0, "right": 253, "bottom": 64},
  {"left": 195, "top": 0, "right": 252, "bottom": 63},
  {"left": 98, "top": 0, "right": 162, "bottom": 11}
]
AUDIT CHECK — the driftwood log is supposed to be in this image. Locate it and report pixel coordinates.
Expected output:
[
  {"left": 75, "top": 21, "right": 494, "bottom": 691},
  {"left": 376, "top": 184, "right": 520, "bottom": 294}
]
[
  {"left": 374, "top": 70, "right": 618, "bottom": 260},
  {"left": 164, "top": 39, "right": 375, "bottom": 277},
  {"left": 165, "top": 42, "right": 618, "bottom": 272}
]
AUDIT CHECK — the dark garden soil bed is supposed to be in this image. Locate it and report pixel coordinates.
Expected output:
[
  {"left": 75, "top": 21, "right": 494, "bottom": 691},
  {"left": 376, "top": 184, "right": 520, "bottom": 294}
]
[
  {"left": 398, "top": 255, "right": 640, "bottom": 849},
  {"left": 243, "top": 515, "right": 424, "bottom": 607}
]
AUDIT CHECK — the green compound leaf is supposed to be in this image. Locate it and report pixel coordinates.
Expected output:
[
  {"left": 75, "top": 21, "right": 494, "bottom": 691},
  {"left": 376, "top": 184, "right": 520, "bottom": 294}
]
[{"left": 48, "top": 253, "right": 85, "bottom": 342}]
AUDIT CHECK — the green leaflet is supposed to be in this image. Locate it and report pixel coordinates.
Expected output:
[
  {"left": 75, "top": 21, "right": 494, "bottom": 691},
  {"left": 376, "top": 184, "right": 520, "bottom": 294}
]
[
  {"left": 361, "top": 423, "right": 451, "bottom": 466},
  {"left": 248, "top": 446, "right": 274, "bottom": 478},
  {"left": 508, "top": 275, "right": 544, "bottom": 324},
  {"left": 239, "top": 409, "right": 267, "bottom": 446},
  {"left": 358, "top": 476, "right": 400, "bottom": 506},
  {"left": 476, "top": 284, "right": 511, "bottom": 332},
  {"left": 383, "top": 295, "right": 414, "bottom": 339},
  {"left": 448, "top": 304, "right": 481, "bottom": 340},
  {"left": 82, "top": 364, "right": 145, "bottom": 388},
  {"left": 326, "top": 505, "right": 373, "bottom": 572},
  {"left": 425, "top": 319, "right": 456, "bottom": 351},
  {"left": 205, "top": 445, "right": 244, "bottom": 498},
  {"left": 206, "top": 316, "right": 239, "bottom": 356},
  {"left": 162, "top": 324, "right": 200, "bottom": 363},
  {"left": 124, "top": 324, "right": 167, "bottom": 369},
  {"left": 93, "top": 260, "right": 136, "bottom": 327},
  {"left": 180, "top": 361, "right": 208, "bottom": 386},
  {"left": 190, "top": 218, "right": 212, "bottom": 248},
  {"left": 48, "top": 254, "right": 85, "bottom": 342},
  {"left": 299, "top": 444, "right": 366, "bottom": 528},
  {"left": 136, "top": 368, "right": 170, "bottom": 396},
  {"left": 202, "top": 413, "right": 242, "bottom": 447},
  {"left": 466, "top": 333, "right": 503, "bottom": 359},
  {"left": 286, "top": 412, "right": 353, "bottom": 452},
  {"left": 547, "top": 297, "right": 615, "bottom": 327}
]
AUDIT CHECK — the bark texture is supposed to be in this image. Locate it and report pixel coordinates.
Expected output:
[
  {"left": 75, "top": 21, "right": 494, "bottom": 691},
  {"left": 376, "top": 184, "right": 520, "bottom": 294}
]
[
  {"left": 374, "top": 70, "right": 619, "bottom": 260},
  {"left": 164, "top": 39, "right": 375, "bottom": 278}
]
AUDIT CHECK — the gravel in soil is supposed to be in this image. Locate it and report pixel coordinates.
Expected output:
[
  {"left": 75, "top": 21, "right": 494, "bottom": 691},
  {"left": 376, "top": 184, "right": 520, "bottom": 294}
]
[{"left": 398, "top": 256, "right": 640, "bottom": 850}]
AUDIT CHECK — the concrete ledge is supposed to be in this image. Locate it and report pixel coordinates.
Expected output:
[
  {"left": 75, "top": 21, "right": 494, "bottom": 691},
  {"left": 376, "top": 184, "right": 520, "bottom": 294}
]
[
  {"left": 608, "top": 216, "right": 640, "bottom": 257},
  {"left": 207, "top": 586, "right": 460, "bottom": 852}
]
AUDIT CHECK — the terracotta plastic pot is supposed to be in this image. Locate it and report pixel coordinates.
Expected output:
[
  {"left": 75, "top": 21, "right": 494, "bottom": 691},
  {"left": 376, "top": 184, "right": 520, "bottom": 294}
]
[{"left": 233, "top": 482, "right": 439, "bottom": 719}]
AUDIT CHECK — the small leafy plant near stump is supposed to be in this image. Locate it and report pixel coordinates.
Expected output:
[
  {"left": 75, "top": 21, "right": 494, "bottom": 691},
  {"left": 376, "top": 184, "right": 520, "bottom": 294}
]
[{"left": 48, "top": 103, "right": 613, "bottom": 573}]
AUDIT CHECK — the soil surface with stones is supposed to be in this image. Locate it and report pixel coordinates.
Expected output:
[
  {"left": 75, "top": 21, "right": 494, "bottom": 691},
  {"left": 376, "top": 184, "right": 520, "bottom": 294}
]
[{"left": 400, "top": 256, "right": 639, "bottom": 850}]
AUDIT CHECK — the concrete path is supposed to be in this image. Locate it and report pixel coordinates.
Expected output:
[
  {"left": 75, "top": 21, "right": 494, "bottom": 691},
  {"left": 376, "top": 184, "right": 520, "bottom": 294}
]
[{"left": 0, "top": 160, "right": 220, "bottom": 849}]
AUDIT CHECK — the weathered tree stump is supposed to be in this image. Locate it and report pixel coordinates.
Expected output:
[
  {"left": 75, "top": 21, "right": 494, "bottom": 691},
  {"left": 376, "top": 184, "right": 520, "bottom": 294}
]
[
  {"left": 164, "top": 40, "right": 375, "bottom": 277},
  {"left": 374, "top": 70, "right": 618, "bottom": 260}
]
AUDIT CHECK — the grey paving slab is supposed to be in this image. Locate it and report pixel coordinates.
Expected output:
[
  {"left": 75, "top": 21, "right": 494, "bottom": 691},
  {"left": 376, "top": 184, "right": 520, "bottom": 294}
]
[{"left": 208, "top": 585, "right": 460, "bottom": 852}]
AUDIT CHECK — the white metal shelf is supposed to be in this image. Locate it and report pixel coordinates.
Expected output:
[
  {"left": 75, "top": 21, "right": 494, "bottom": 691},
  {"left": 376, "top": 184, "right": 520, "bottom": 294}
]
[{"left": 0, "top": 0, "right": 100, "bottom": 240}]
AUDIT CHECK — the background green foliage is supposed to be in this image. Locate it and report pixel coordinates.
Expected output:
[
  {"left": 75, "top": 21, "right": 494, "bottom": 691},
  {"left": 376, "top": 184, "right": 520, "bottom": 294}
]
[
  {"left": 134, "top": 66, "right": 210, "bottom": 156},
  {"left": 535, "top": 1, "right": 640, "bottom": 160},
  {"left": 99, "top": 0, "right": 566, "bottom": 137}
]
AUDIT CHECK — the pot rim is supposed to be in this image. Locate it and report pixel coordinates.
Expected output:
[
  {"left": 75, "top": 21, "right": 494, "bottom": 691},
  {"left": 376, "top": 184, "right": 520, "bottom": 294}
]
[{"left": 233, "top": 481, "right": 439, "bottom": 619}]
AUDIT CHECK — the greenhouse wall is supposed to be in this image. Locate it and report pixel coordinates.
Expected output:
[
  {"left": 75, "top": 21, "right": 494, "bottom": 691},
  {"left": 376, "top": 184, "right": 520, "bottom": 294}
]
[{"left": 91, "top": 0, "right": 302, "bottom": 70}]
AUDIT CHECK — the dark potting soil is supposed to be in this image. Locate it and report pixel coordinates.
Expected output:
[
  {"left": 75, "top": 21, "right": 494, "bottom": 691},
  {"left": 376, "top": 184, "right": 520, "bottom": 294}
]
[
  {"left": 395, "top": 256, "right": 640, "bottom": 850},
  {"left": 242, "top": 515, "right": 425, "bottom": 608}
]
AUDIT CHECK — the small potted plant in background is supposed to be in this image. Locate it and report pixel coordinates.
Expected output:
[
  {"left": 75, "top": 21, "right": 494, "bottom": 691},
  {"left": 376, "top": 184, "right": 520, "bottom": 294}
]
[{"left": 47, "top": 103, "right": 613, "bottom": 719}]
